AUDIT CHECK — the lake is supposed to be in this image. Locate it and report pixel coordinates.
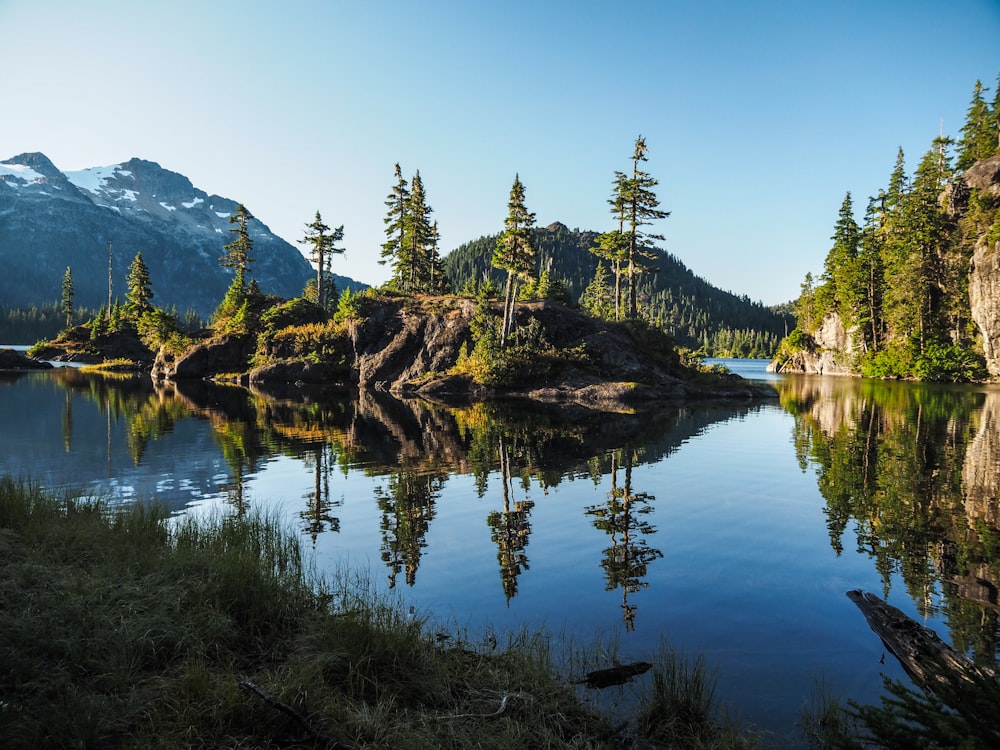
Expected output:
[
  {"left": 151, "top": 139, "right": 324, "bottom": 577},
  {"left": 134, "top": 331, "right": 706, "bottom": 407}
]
[{"left": 2, "top": 359, "right": 998, "bottom": 744}]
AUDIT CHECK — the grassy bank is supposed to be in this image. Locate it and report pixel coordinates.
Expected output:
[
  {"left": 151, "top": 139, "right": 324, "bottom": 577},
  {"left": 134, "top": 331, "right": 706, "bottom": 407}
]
[{"left": 0, "top": 477, "right": 762, "bottom": 749}]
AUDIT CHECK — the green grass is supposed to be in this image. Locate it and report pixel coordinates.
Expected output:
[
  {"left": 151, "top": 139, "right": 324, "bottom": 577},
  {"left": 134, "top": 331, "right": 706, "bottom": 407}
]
[{"left": 0, "top": 476, "right": 762, "bottom": 749}]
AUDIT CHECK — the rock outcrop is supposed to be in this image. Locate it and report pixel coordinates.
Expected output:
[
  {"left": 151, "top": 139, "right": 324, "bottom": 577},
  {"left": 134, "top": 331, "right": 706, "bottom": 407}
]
[
  {"left": 965, "top": 155, "right": 1000, "bottom": 377},
  {"left": 767, "top": 312, "right": 855, "bottom": 375},
  {"left": 152, "top": 336, "right": 255, "bottom": 381},
  {"left": 0, "top": 348, "right": 53, "bottom": 370},
  {"left": 152, "top": 296, "right": 776, "bottom": 409}
]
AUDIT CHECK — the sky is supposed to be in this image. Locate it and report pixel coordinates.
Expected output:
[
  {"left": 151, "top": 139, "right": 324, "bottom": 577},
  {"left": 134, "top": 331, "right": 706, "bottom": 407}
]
[{"left": 1, "top": 1, "right": 998, "bottom": 306}]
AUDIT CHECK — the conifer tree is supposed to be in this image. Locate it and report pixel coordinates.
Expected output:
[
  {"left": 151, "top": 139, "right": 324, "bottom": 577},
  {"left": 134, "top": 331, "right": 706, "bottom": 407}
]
[
  {"left": 492, "top": 174, "right": 536, "bottom": 348},
  {"left": 405, "top": 171, "right": 436, "bottom": 292},
  {"left": 883, "top": 137, "right": 956, "bottom": 351},
  {"left": 957, "top": 79, "right": 995, "bottom": 170},
  {"left": 124, "top": 251, "right": 153, "bottom": 320},
  {"left": 622, "top": 136, "right": 669, "bottom": 318},
  {"left": 380, "top": 163, "right": 410, "bottom": 275},
  {"left": 592, "top": 171, "right": 629, "bottom": 320},
  {"left": 299, "top": 210, "right": 345, "bottom": 310},
  {"left": 821, "top": 192, "right": 862, "bottom": 324},
  {"left": 60, "top": 266, "right": 74, "bottom": 328},
  {"left": 857, "top": 194, "right": 886, "bottom": 352},
  {"left": 219, "top": 204, "right": 255, "bottom": 285}
]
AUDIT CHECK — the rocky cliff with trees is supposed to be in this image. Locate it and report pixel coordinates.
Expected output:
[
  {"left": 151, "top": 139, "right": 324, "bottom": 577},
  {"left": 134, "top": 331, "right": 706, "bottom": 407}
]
[{"left": 770, "top": 76, "right": 1000, "bottom": 381}]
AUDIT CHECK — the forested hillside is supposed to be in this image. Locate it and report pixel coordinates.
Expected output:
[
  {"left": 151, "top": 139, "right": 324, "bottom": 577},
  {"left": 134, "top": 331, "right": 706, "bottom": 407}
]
[
  {"left": 775, "top": 75, "right": 1000, "bottom": 381},
  {"left": 445, "top": 222, "right": 792, "bottom": 357}
]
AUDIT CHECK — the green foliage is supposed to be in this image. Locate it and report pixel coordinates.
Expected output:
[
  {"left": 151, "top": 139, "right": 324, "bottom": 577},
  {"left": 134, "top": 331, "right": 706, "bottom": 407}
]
[
  {"left": 0, "top": 303, "right": 94, "bottom": 344},
  {"left": 380, "top": 166, "right": 449, "bottom": 294},
  {"left": 135, "top": 308, "right": 180, "bottom": 350},
  {"left": 446, "top": 226, "right": 790, "bottom": 357},
  {"left": 260, "top": 297, "right": 326, "bottom": 337},
  {"left": 124, "top": 251, "right": 153, "bottom": 320},
  {"left": 260, "top": 319, "right": 351, "bottom": 365},
  {"left": 784, "top": 84, "right": 1000, "bottom": 382},
  {"left": 332, "top": 287, "right": 375, "bottom": 324},
  {"left": 299, "top": 210, "right": 345, "bottom": 311},
  {"left": 494, "top": 174, "right": 537, "bottom": 348},
  {"left": 911, "top": 340, "right": 988, "bottom": 382},
  {"left": 453, "top": 293, "right": 590, "bottom": 387}
]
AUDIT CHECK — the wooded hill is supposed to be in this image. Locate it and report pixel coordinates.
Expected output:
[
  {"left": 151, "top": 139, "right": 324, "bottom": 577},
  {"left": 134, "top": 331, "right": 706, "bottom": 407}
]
[{"left": 444, "top": 222, "right": 792, "bottom": 358}]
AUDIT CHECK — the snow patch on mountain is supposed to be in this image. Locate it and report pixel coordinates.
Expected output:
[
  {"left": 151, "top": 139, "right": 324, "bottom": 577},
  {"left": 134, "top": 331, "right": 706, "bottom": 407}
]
[
  {"left": 0, "top": 163, "right": 46, "bottom": 185},
  {"left": 65, "top": 165, "right": 128, "bottom": 194}
]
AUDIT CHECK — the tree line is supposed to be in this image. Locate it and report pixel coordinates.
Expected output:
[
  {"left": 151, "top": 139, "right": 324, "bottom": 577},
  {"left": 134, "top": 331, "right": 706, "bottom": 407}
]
[{"left": 790, "top": 75, "right": 1000, "bottom": 380}]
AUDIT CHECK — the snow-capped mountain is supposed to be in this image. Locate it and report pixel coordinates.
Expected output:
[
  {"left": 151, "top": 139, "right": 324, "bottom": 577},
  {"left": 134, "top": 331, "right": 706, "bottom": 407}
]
[{"left": 0, "top": 152, "right": 359, "bottom": 317}]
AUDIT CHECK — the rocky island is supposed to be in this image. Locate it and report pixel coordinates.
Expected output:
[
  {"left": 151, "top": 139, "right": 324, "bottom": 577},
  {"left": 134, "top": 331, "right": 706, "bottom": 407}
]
[{"left": 149, "top": 295, "right": 774, "bottom": 409}]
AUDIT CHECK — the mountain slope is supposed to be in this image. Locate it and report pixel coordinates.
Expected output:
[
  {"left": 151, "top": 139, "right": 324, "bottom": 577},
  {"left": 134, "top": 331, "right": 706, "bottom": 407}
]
[
  {"left": 444, "top": 222, "right": 792, "bottom": 356},
  {"left": 0, "top": 153, "right": 361, "bottom": 317}
]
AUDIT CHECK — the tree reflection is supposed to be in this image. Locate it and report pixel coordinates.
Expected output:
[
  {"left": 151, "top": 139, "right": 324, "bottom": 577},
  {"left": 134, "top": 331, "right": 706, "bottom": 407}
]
[
  {"left": 377, "top": 469, "right": 444, "bottom": 588},
  {"left": 486, "top": 434, "right": 535, "bottom": 603},
  {"left": 780, "top": 377, "right": 1000, "bottom": 663},
  {"left": 300, "top": 442, "right": 341, "bottom": 542},
  {"left": 585, "top": 449, "right": 662, "bottom": 630}
]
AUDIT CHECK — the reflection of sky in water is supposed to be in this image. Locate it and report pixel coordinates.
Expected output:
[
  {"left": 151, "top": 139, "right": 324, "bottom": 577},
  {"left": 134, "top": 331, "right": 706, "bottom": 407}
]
[{"left": 1, "top": 364, "right": 996, "bottom": 744}]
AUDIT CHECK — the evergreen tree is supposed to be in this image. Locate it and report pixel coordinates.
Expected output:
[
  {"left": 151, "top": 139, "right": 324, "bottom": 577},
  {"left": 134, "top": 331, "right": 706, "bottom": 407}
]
[
  {"left": 857, "top": 194, "right": 887, "bottom": 352},
  {"left": 592, "top": 171, "right": 629, "bottom": 320},
  {"left": 380, "top": 163, "right": 410, "bottom": 276},
  {"left": 492, "top": 174, "right": 536, "bottom": 348},
  {"left": 124, "top": 251, "right": 153, "bottom": 320},
  {"left": 581, "top": 261, "right": 615, "bottom": 319},
  {"left": 299, "top": 210, "right": 345, "bottom": 311},
  {"left": 219, "top": 204, "right": 255, "bottom": 285},
  {"left": 622, "top": 136, "right": 669, "bottom": 318},
  {"left": 404, "top": 170, "right": 436, "bottom": 292},
  {"left": 957, "top": 79, "right": 994, "bottom": 170},
  {"left": 822, "top": 192, "right": 862, "bottom": 324},
  {"left": 60, "top": 266, "right": 74, "bottom": 328}
]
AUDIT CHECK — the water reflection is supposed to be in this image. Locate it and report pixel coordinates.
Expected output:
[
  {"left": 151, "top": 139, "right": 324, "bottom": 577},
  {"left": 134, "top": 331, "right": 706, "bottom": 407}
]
[
  {"left": 3, "top": 367, "right": 998, "bottom": 666},
  {"left": 778, "top": 376, "right": 1000, "bottom": 664},
  {"left": 585, "top": 449, "right": 662, "bottom": 630}
]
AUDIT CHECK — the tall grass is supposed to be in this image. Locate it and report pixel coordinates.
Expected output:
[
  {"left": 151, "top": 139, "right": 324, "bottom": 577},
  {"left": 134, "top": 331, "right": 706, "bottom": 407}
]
[{"left": 0, "top": 476, "right": 765, "bottom": 749}]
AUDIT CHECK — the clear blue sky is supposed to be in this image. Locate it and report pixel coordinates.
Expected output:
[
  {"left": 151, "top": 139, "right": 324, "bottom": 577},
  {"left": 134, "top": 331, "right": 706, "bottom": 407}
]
[{"left": 2, "top": 0, "right": 998, "bottom": 305}]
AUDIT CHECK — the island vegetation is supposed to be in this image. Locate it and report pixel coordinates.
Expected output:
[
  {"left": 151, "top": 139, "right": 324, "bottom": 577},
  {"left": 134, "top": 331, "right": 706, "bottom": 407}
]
[
  {"left": 22, "top": 136, "right": 777, "bottom": 406},
  {"left": 772, "top": 74, "right": 1000, "bottom": 382}
]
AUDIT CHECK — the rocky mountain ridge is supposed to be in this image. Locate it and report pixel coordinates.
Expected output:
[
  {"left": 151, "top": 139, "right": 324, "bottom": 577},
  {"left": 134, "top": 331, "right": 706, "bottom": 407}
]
[{"left": 0, "top": 152, "right": 361, "bottom": 317}]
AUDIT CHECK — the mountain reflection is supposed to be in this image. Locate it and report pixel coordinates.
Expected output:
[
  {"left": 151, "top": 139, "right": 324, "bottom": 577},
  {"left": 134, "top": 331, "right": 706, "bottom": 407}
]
[{"left": 778, "top": 376, "right": 1000, "bottom": 664}]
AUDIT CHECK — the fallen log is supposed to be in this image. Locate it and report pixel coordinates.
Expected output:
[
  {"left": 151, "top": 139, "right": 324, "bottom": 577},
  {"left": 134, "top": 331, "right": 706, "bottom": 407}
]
[
  {"left": 846, "top": 589, "right": 996, "bottom": 690},
  {"left": 576, "top": 660, "right": 652, "bottom": 689}
]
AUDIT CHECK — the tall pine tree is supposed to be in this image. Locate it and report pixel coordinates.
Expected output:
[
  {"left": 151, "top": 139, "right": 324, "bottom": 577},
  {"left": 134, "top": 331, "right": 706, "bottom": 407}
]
[
  {"left": 622, "top": 136, "right": 668, "bottom": 318},
  {"left": 61, "top": 266, "right": 74, "bottom": 328},
  {"left": 124, "top": 251, "right": 153, "bottom": 320},
  {"left": 299, "top": 211, "right": 345, "bottom": 311},
  {"left": 492, "top": 175, "right": 536, "bottom": 348}
]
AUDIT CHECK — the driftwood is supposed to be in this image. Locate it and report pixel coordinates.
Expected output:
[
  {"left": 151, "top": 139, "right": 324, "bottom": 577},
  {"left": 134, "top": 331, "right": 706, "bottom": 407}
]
[
  {"left": 432, "top": 690, "right": 534, "bottom": 720},
  {"left": 239, "top": 680, "right": 355, "bottom": 749},
  {"left": 846, "top": 589, "right": 996, "bottom": 690},
  {"left": 576, "top": 660, "right": 653, "bottom": 689}
]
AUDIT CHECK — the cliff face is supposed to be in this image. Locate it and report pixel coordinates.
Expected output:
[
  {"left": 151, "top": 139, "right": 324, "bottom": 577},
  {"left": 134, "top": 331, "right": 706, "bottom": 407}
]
[
  {"left": 767, "top": 312, "right": 855, "bottom": 375},
  {"left": 965, "top": 155, "right": 1000, "bottom": 377}
]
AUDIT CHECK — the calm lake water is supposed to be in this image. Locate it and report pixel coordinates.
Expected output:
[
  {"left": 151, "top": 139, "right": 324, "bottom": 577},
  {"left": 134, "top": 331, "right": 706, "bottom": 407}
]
[{"left": 2, "top": 358, "right": 998, "bottom": 744}]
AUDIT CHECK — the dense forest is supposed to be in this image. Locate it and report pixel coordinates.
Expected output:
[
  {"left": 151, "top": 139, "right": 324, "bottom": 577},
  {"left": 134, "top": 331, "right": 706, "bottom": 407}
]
[
  {"left": 445, "top": 223, "right": 792, "bottom": 357},
  {"left": 783, "top": 75, "right": 1000, "bottom": 380}
]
